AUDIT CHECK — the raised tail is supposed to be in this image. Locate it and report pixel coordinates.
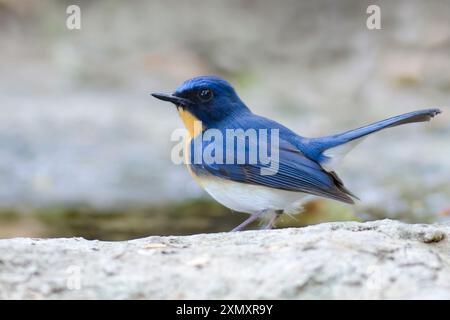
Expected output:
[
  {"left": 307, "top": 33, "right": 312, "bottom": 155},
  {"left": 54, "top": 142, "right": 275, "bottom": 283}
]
[{"left": 308, "top": 108, "right": 441, "bottom": 170}]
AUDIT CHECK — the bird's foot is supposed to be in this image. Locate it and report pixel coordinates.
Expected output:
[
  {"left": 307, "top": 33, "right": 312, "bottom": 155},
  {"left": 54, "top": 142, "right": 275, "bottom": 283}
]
[{"left": 230, "top": 210, "right": 266, "bottom": 232}]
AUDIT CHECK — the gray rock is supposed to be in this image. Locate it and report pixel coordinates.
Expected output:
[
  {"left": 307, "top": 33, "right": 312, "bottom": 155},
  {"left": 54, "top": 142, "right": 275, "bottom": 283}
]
[{"left": 0, "top": 219, "right": 449, "bottom": 299}]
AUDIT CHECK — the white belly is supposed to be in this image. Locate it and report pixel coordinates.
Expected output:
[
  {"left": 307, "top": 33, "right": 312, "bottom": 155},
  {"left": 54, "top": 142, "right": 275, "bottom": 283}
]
[{"left": 198, "top": 176, "right": 310, "bottom": 215}]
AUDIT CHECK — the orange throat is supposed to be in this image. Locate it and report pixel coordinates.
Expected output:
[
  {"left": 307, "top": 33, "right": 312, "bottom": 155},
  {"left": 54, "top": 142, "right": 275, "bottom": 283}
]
[{"left": 178, "top": 107, "right": 202, "bottom": 138}]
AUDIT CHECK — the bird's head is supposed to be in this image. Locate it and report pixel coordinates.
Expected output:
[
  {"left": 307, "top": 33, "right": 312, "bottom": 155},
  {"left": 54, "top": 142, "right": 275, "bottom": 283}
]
[{"left": 152, "top": 76, "right": 250, "bottom": 130}]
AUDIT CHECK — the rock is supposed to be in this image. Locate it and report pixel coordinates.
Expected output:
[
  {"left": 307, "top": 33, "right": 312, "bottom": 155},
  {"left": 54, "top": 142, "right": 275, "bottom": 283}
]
[{"left": 0, "top": 219, "right": 449, "bottom": 299}]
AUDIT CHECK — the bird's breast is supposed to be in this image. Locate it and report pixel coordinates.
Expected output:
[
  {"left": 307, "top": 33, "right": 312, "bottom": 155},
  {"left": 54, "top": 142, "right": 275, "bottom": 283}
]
[
  {"left": 188, "top": 172, "right": 308, "bottom": 214},
  {"left": 178, "top": 107, "right": 206, "bottom": 183}
]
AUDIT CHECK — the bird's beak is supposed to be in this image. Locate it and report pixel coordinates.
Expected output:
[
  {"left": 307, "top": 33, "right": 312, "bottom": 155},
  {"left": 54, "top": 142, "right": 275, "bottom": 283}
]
[{"left": 151, "top": 92, "right": 192, "bottom": 107}]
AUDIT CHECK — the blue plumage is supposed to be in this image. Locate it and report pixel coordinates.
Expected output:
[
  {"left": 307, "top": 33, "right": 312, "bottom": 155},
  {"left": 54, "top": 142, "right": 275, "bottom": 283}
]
[
  {"left": 187, "top": 115, "right": 356, "bottom": 203},
  {"left": 305, "top": 108, "right": 442, "bottom": 163}
]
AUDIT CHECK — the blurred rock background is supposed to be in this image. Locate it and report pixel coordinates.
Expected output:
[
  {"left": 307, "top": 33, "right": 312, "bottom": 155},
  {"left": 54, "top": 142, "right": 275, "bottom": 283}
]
[{"left": 0, "top": 0, "right": 449, "bottom": 239}]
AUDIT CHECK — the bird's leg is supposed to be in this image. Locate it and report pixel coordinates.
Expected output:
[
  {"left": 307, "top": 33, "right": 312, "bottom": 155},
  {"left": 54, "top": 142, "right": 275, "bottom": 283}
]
[
  {"left": 261, "top": 210, "right": 283, "bottom": 230},
  {"left": 230, "top": 210, "right": 266, "bottom": 232}
]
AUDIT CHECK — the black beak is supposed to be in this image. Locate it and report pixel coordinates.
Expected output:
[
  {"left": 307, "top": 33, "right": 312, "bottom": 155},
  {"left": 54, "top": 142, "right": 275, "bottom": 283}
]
[{"left": 151, "top": 92, "right": 191, "bottom": 107}]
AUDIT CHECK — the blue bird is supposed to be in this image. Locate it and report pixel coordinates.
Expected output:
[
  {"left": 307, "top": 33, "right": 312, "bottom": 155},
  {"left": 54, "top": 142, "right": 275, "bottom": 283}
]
[{"left": 152, "top": 76, "right": 441, "bottom": 231}]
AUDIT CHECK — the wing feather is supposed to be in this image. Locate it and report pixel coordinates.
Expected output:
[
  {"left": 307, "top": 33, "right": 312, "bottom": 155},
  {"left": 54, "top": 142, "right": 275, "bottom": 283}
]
[{"left": 189, "top": 134, "right": 355, "bottom": 204}]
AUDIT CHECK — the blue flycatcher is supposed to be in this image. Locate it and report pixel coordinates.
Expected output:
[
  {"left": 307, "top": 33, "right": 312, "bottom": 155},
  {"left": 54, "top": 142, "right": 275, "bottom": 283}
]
[{"left": 152, "top": 76, "right": 441, "bottom": 231}]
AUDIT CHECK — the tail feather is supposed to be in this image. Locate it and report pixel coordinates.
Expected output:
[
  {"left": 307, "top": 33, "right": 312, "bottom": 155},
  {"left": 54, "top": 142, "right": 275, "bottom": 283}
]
[
  {"left": 319, "top": 108, "right": 441, "bottom": 146},
  {"left": 309, "top": 108, "right": 441, "bottom": 170}
]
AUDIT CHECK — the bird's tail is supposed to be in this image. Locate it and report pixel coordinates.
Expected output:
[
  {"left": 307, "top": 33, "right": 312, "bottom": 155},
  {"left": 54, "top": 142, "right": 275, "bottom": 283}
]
[{"left": 310, "top": 108, "right": 441, "bottom": 170}]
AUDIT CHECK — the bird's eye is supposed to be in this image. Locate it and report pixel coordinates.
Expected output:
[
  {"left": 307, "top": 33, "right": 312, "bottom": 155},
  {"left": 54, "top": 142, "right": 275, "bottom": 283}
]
[{"left": 198, "top": 89, "right": 213, "bottom": 102}]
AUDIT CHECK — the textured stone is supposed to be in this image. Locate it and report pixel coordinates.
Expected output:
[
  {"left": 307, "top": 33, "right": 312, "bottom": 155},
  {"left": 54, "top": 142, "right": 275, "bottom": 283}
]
[{"left": 0, "top": 219, "right": 449, "bottom": 299}]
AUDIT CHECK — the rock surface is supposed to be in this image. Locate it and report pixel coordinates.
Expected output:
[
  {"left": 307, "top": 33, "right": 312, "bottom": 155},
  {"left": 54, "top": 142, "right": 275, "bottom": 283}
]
[{"left": 1, "top": 219, "right": 449, "bottom": 299}]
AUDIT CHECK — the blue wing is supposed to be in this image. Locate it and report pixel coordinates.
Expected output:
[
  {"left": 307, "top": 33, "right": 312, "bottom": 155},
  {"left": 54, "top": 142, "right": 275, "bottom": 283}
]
[{"left": 188, "top": 130, "right": 355, "bottom": 204}]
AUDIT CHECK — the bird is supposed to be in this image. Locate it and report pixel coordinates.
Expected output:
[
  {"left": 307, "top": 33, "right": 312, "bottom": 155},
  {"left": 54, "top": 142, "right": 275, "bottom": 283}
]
[{"left": 152, "top": 76, "right": 441, "bottom": 231}]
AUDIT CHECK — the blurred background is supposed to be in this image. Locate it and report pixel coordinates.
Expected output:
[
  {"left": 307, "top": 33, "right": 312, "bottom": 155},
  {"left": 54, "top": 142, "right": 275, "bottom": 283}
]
[{"left": 0, "top": 0, "right": 449, "bottom": 239}]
